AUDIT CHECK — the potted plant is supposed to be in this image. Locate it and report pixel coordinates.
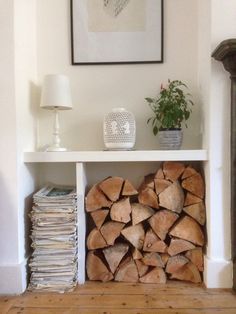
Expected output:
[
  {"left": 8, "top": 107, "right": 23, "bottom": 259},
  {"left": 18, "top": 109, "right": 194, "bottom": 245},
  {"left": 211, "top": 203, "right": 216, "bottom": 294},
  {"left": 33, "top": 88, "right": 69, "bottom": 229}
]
[{"left": 145, "top": 79, "right": 194, "bottom": 150}]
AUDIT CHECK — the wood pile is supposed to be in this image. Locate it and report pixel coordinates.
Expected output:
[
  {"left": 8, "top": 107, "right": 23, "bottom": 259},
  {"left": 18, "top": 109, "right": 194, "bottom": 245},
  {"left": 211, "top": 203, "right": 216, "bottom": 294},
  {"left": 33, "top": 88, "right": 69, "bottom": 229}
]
[{"left": 85, "top": 162, "right": 205, "bottom": 284}]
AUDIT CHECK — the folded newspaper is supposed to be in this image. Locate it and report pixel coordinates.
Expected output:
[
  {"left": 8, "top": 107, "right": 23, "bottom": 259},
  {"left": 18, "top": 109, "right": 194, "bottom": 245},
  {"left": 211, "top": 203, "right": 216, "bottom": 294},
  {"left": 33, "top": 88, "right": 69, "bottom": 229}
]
[{"left": 28, "top": 184, "right": 78, "bottom": 293}]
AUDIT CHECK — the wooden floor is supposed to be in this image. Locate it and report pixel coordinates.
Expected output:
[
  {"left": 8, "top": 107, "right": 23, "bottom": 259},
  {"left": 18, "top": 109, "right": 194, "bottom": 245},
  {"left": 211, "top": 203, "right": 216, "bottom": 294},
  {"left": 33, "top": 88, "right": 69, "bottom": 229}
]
[{"left": 1, "top": 281, "right": 236, "bottom": 314}]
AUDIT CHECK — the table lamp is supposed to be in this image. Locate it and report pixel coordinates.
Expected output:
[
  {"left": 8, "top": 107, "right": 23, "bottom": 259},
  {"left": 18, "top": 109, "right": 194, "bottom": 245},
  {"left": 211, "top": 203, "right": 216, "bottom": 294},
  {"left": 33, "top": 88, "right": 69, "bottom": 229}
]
[{"left": 40, "top": 74, "right": 72, "bottom": 152}]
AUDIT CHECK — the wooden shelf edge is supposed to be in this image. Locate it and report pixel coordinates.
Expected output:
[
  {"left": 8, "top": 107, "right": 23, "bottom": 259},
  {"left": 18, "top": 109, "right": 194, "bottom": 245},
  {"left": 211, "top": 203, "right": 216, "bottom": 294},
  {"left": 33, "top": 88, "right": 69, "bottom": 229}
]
[{"left": 23, "top": 150, "right": 208, "bottom": 163}]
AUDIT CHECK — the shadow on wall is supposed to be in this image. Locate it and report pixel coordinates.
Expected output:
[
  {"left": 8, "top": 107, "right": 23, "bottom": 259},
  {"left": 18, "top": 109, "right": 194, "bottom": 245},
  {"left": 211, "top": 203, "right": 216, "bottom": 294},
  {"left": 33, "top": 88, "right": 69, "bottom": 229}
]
[
  {"left": 0, "top": 174, "right": 18, "bottom": 263},
  {"left": 30, "top": 81, "right": 41, "bottom": 151}
]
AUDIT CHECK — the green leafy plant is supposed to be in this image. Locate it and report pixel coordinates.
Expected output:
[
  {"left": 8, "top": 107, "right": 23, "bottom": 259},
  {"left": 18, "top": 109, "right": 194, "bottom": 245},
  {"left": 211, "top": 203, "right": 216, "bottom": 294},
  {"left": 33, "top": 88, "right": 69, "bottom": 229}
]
[{"left": 145, "top": 80, "right": 194, "bottom": 136}]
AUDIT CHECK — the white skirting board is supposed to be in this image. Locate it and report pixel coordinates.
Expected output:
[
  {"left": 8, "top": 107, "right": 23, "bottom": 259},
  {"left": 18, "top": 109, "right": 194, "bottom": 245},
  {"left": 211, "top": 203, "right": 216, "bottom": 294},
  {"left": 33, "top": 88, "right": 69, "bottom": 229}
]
[
  {"left": 0, "top": 259, "right": 27, "bottom": 295},
  {"left": 204, "top": 255, "right": 233, "bottom": 288}
]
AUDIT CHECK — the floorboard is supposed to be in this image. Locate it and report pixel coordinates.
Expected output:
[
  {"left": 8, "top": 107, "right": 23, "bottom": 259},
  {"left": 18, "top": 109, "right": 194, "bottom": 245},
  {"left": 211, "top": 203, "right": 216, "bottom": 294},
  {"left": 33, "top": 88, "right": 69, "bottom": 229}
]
[{"left": 1, "top": 281, "right": 236, "bottom": 314}]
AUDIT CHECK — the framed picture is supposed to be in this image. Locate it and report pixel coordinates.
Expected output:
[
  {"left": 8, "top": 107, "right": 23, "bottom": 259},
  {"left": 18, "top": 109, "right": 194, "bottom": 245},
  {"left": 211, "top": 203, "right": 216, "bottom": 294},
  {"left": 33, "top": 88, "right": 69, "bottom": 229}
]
[{"left": 70, "top": 0, "right": 163, "bottom": 65}]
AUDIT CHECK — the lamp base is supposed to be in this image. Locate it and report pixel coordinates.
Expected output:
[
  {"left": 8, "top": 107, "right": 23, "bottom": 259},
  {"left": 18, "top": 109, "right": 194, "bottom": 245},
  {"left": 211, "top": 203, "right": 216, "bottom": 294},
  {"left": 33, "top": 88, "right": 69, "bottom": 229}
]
[{"left": 46, "top": 146, "right": 67, "bottom": 152}]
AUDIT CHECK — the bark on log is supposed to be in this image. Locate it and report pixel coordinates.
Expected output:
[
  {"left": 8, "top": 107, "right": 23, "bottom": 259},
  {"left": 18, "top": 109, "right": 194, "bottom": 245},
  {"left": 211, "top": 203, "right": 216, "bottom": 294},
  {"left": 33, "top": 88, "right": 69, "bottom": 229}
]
[
  {"left": 115, "top": 256, "right": 139, "bottom": 283},
  {"left": 169, "top": 216, "right": 205, "bottom": 246},
  {"left": 182, "top": 173, "right": 205, "bottom": 199},
  {"left": 87, "top": 228, "right": 107, "bottom": 250},
  {"left": 170, "top": 262, "right": 202, "bottom": 283},
  {"left": 86, "top": 251, "right": 113, "bottom": 282},
  {"left": 185, "top": 248, "right": 204, "bottom": 272},
  {"left": 100, "top": 221, "right": 125, "bottom": 246},
  {"left": 165, "top": 255, "right": 189, "bottom": 273},
  {"left": 143, "top": 228, "right": 167, "bottom": 253},
  {"left": 148, "top": 210, "right": 179, "bottom": 241},
  {"left": 138, "top": 188, "right": 159, "bottom": 209},
  {"left": 154, "top": 178, "right": 172, "bottom": 195},
  {"left": 163, "top": 161, "right": 185, "bottom": 182},
  {"left": 86, "top": 185, "right": 112, "bottom": 212},
  {"left": 110, "top": 197, "right": 131, "bottom": 223},
  {"left": 90, "top": 209, "right": 109, "bottom": 229},
  {"left": 121, "top": 223, "right": 145, "bottom": 250},
  {"left": 99, "top": 176, "right": 124, "bottom": 202},
  {"left": 131, "top": 203, "right": 155, "bottom": 226},
  {"left": 103, "top": 243, "right": 129, "bottom": 274},
  {"left": 139, "top": 267, "right": 167, "bottom": 284},
  {"left": 159, "top": 181, "right": 184, "bottom": 213},
  {"left": 183, "top": 202, "right": 206, "bottom": 226},
  {"left": 122, "top": 179, "right": 138, "bottom": 196},
  {"left": 168, "top": 238, "right": 195, "bottom": 256}
]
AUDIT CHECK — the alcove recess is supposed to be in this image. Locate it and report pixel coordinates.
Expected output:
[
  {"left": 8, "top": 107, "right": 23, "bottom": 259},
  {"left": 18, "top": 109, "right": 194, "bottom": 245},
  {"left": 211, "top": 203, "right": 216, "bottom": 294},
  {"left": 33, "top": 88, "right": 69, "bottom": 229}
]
[{"left": 85, "top": 161, "right": 206, "bottom": 284}]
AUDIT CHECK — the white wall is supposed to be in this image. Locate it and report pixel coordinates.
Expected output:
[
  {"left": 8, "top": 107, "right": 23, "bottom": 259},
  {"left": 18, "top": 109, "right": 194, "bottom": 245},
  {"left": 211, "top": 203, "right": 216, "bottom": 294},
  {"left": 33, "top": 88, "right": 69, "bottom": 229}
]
[
  {"left": 0, "top": 0, "right": 18, "bottom": 266},
  {"left": 0, "top": 0, "right": 37, "bottom": 294},
  {"left": 0, "top": 0, "right": 235, "bottom": 294},
  {"left": 14, "top": 0, "right": 38, "bottom": 264},
  {"left": 36, "top": 0, "right": 202, "bottom": 152}
]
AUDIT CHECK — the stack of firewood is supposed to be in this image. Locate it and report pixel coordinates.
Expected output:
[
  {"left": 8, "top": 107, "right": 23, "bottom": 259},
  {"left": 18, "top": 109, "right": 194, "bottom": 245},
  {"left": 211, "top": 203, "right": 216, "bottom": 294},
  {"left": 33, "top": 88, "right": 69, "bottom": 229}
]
[{"left": 85, "top": 162, "right": 205, "bottom": 284}]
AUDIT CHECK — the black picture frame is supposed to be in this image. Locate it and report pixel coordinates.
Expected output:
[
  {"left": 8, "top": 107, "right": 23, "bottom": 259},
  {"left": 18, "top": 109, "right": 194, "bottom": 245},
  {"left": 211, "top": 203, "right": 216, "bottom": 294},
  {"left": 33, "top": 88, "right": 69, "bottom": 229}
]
[{"left": 70, "top": 0, "right": 164, "bottom": 65}]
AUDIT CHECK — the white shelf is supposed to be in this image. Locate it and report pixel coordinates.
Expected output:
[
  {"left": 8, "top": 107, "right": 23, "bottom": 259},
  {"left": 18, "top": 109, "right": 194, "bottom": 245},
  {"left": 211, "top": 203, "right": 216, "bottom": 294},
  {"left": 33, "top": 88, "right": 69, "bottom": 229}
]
[
  {"left": 24, "top": 150, "right": 208, "bottom": 163},
  {"left": 24, "top": 149, "right": 208, "bottom": 284}
]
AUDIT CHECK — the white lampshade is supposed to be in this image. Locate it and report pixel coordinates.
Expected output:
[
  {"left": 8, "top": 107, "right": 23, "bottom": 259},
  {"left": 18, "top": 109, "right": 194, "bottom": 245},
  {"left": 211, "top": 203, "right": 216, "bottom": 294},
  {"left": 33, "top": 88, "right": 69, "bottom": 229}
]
[{"left": 40, "top": 74, "right": 72, "bottom": 110}]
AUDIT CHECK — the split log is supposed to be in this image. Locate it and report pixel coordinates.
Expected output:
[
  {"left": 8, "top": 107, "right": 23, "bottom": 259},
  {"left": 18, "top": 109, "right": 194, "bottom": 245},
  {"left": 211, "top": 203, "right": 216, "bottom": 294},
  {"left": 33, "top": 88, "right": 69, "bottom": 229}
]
[
  {"left": 86, "top": 251, "right": 113, "bottom": 282},
  {"left": 159, "top": 181, "right": 184, "bottom": 213},
  {"left": 138, "top": 188, "right": 159, "bottom": 209},
  {"left": 154, "top": 178, "right": 172, "bottom": 195},
  {"left": 182, "top": 173, "right": 205, "bottom": 199},
  {"left": 168, "top": 238, "right": 195, "bottom": 256},
  {"left": 160, "top": 253, "right": 170, "bottom": 266},
  {"left": 185, "top": 248, "right": 204, "bottom": 271},
  {"left": 122, "top": 179, "right": 138, "bottom": 196},
  {"left": 99, "top": 176, "right": 124, "bottom": 202},
  {"left": 139, "top": 267, "right": 167, "bottom": 284},
  {"left": 103, "top": 243, "right": 129, "bottom": 274},
  {"left": 163, "top": 161, "right": 185, "bottom": 182},
  {"left": 165, "top": 255, "right": 189, "bottom": 273},
  {"left": 115, "top": 256, "right": 139, "bottom": 283},
  {"left": 139, "top": 173, "right": 155, "bottom": 191},
  {"left": 148, "top": 210, "right": 179, "bottom": 241},
  {"left": 110, "top": 197, "right": 131, "bottom": 223},
  {"left": 132, "top": 248, "right": 143, "bottom": 260},
  {"left": 87, "top": 228, "right": 107, "bottom": 250},
  {"left": 135, "top": 259, "right": 149, "bottom": 277},
  {"left": 100, "top": 221, "right": 125, "bottom": 246},
  {"left": 131, "top": 203, "right": 155, "bottom": 225},
  {"left": 90, "top": 209, "right": 109, "bottom": 229},
  {"left": 184, "top": 192, "right": 202, "bottom": 206},
  {"left": 86, "top": 185, "right": 112, "bottom": 212},
  {"left": 143, "top": 228, "right": 167, "bottom": 253},
  {"left": 170, "top": 262, "right": 202, "bottom": 283},
  {"left": 142, "top": 252, "right": 164, "bottom": 267},
  {"left": 182, "top": 166, "right": 198, "bottom": 180},
  {"left": 169, "top": 216, "right": 205, "bottom": 246},
  {"left": 155, "top": 168, "right": 165, "bottom": 179},
  {"left": 121, "top": 223, "right": 145, "bottom": 250},
  {"left": 183, "top": 202, "right": 206, "bottom": 226}
]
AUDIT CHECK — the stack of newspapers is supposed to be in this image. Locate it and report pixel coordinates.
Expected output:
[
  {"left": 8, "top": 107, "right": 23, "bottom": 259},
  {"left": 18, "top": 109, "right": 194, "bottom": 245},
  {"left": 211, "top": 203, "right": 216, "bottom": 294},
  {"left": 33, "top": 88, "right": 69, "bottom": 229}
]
[{"left": 28, "top": 185, "right": 78, "bottom": 292}]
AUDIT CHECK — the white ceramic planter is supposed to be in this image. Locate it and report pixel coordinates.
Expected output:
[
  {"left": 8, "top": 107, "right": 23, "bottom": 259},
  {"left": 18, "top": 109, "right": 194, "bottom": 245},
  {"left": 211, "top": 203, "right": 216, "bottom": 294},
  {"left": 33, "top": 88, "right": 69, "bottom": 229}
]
[
  {"left": 103, "top": 108, "right": 136, "bottom": 150},
  {"left": 158, "top": 129, "right": 183, "bottom": 150}
]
